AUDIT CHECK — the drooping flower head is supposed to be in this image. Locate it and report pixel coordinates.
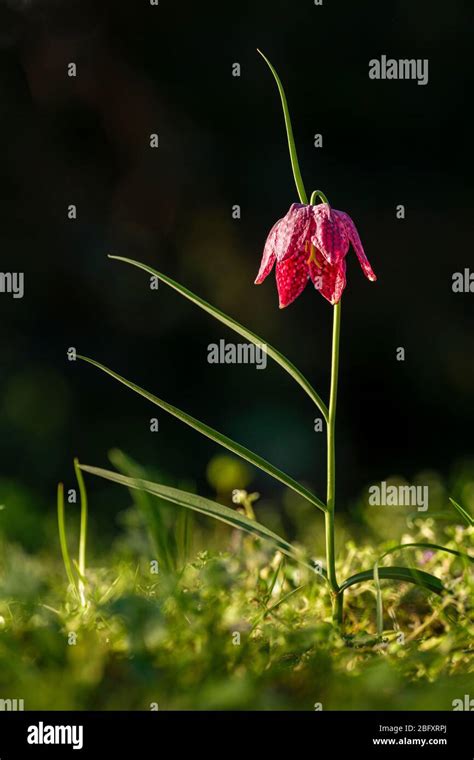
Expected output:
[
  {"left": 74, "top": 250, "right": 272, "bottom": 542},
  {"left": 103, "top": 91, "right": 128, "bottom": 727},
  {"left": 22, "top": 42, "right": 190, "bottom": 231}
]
[{"left": 255, "top": 202, "right": 376, "bottom": 307}]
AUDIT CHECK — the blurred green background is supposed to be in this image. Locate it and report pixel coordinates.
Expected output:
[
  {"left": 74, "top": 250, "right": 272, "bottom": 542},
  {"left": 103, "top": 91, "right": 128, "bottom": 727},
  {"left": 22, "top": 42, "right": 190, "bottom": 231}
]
[{"left": 0, "top": 0, "right": 472, "bottom": 560}]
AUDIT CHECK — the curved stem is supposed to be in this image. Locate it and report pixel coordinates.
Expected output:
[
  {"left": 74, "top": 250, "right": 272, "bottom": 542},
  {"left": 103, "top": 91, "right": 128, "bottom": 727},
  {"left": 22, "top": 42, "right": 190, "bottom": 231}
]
[
  {"left": 310, "top": 190, "right": 330, "bottom": 206},
  {"left": 326, "top": 301, "right": 342, "bottom": 597},
  {"left": 257, "top": 49, "right": 308, "bottom": 205}
]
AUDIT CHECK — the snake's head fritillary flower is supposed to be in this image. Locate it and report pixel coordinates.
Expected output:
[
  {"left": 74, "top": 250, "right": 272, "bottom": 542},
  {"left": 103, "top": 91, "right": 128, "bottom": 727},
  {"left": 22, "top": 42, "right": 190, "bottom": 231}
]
[{"left": 255, "top": 202, "right": 376, "bottom": 307}]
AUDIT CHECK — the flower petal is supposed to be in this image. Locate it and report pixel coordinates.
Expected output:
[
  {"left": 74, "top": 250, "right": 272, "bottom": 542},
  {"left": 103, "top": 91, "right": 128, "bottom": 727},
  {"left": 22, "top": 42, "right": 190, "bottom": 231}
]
[
  {"left": 338, "top": 211, "right": 377, "bottom": 282},
  {"left": 275, "top": 251, "right": 309, "bottom": 308},
  {"left": 275, "top": 203, "right": 313, "bottom": 263},
  {"left": 255, "top": 219, "right": 280, "bottom": 284},
  {"left": 311, "top": 205, "right": 349, "bottom": 266},
  {"left": 309, "top": 249, "right": 347, "bottom": 305}
]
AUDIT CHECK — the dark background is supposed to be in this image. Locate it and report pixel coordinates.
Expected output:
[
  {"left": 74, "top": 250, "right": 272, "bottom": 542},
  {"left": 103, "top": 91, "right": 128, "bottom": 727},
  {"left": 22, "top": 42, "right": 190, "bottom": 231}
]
[{"left": 0, "top": 0, "right": 472, "bottom": 546}]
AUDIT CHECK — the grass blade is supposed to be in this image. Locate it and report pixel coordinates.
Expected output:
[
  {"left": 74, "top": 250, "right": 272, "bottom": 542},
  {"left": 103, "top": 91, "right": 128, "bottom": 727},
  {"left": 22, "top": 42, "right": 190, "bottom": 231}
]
[
  {"left": 250, "top": 584, "right": 306, "bottom": 634},
  {"left": 107, "top": 255, "right": 328, "bottom": 423},
  {"left": 56, "top": 483, "right": 79, "bottom": 601},
  {"left": 78, "top": 463, "right": 320, "bottom": 574},
  {"left": 257, "top": 49, "right": 308, "bottom": 205},
  {"left": 373, "top": 561, "right": 383, "bottom": 636},
  {"left": 371, "top": 542, "right": 472, "bottom": 636},
  {"left": 77, "top": 354, "right": 327, "bottom": 514},
  {"left": 449, "top": 497, "right": 474, "bottom": 526},
  {"left": 108, "top": 448, "right": 176, "bottom": 573},
  {"left": 340, "top": 566, "right": 446, "bottom": 595},
  {"left": 377, "top": 542, "right": 473, "bottom": 566},
  {"left": 265, "top": 557, "right": 284, "bottom": 604},
  {"left": 74, "top": 458, "right": 88, "bottom": 606}
]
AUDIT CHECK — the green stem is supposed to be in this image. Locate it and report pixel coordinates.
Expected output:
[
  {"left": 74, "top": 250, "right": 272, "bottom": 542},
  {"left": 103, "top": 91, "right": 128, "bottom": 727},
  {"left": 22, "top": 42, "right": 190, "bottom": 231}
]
[
  {"left": 333, "top": 589, "right": 344, "bottom": 626},
  {"left": 258, "top": 49, "right": 341, "bottom": 622},
  {"left": 326, "top": 301, "right": 342, "bottom": 603},
  {"left": 310, "top": 190, "right": 330, "bottom": 206},
  {"left": 74, "top": 458, "right": 88, "bottom": 607},
  {"left": 257, "top": 49, "right": 308, "bottom": 205},
  {"left": 57, "top": 483, "right": 79, "bottom": 600}
]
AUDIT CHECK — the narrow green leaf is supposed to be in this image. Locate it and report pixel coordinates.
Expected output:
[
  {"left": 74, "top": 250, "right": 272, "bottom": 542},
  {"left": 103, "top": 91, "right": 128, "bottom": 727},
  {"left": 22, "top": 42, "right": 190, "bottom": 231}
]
[
  {"left": 265, "top": 557, "right": 284, "bottom": 603},
  {"left": 371, "top": 542, "right": 472, "bottom": 636},
  {"left": 77, "top": 354, "right": 327, "bottom": 513},
  {"left": 373, "top": 561, "right": 383, "bottom": 635},
  {"left": 257, "top": 49, "right": 308, "bottom": 205},
  {"left": 74, "top": 457, "right": 88, "bottom": 607},
  {"left": 72, "top": 559, "right": 87, "bottom": 584},
  {"left": 377, "top": 542, "right": 473, "bottom": 565},
  {"left": 340, "top": 566, "right": 446, "bottom": 595},
  {"left": 108, "top": 255, "right": 329, "bottom": 423},
  {"left": 109, "top": 448, "right": 176, "bottom": 572},
  {"left": 78, "top": 464, "right": 320, "bottom": 574},
  {"left": 449, "top": 497, "right": 474, "bottom": 526},
  {"left": 56, "top": 483, "right": 79, "bottom": 600}
]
